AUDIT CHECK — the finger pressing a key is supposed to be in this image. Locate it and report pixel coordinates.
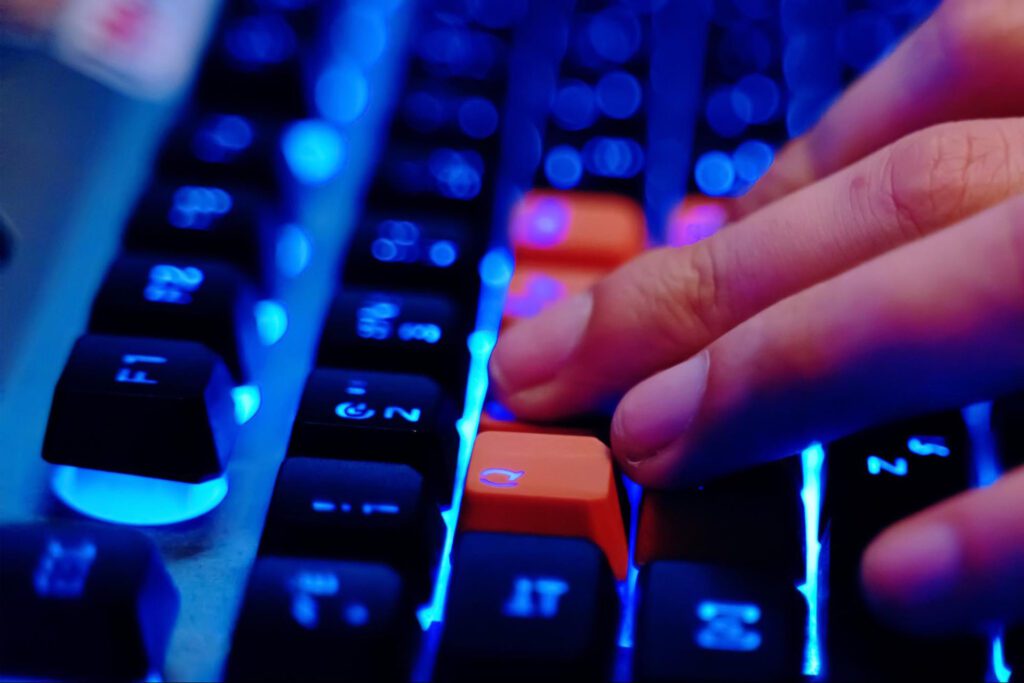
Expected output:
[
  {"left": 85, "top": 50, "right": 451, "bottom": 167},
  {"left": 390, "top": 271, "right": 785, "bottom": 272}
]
[{"left": 610, "top": 196, "right": 1024, "bottom": 488}]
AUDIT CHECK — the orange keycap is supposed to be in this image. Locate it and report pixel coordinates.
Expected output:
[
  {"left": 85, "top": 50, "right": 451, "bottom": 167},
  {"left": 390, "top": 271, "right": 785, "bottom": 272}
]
[
  {"left": 501, "top": 263, "right": 603, "bottom": 328},
  {"left": 665, "top": 194, "right": 730, "bottom": 247},
  {"left": 477, "top": 399, "right": 600, "bottom": 437},
  {"left": 460, "top": 431, "right": 628, "bottom": 579},
  {"left": 509, "top": 190, "right": 646, "bottom": 268}
]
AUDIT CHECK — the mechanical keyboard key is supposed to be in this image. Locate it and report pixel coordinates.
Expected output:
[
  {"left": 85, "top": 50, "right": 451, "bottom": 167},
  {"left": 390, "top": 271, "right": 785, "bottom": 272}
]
[
  {"left": 226, "top": 557, "right": 415, "bottom": 682},
  {"left": 636, "top": 458, "right": 805, "bottom": 582},
  {"left": 123, "top": 183, "right": 282, "bottom": 292},
  {"left": 89, "top": 255, "right": 262, "bottom": 381},
  {"left": 42, "top": 334, "right": 237, "bottom": 482},
  {"left": 342, "top": 211, "right": 481, "bottom": 299},
  {"left": 318, "top": 290, "right": 470, "bottom": 393},
  {"left": 437, "top": 533, "right": 618, "bottom": 681},
  {"left": 634, "top": 561, "right": 805, "bottom": 683},
  {"left": 195, "top": 11, "right": 308, "bottom": 118},
  {"left": 503, "top": 262, "right": 603, "bottom": 327},
  {"left": 823, "top": 413, "right": 985, "bottom": 681},
  {"left": 509, "top": 190, "right": 646, "bottom": 268},
  {"left": 0, "top": 523, "right": 178, "bottom": 681},
  {"left": 156, "top": 112, "right": 281, "bottom": 194},
  {"left": 993, "top": 393, "right": 1024, "bottom": 471},
  {"left": 288, "top": 368, "right": 458, "bottom": 496},
  {"left": 260, "top": 458, "right": 444, "bottom": 596},
  {"left": 460, "top": 432, "right": 628, "bottom": 579}
]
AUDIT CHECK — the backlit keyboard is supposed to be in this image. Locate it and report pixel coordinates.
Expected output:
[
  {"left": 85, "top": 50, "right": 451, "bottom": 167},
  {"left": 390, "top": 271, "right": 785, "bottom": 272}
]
[{"left": 1, "top": 0, "right": 1021, "bottom": 681}]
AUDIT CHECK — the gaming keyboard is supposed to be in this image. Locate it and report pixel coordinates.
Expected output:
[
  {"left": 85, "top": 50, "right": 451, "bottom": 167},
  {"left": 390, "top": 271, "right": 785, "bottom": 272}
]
[{"left": 0, "top": 0, "right": 1021, "bottom": 680}]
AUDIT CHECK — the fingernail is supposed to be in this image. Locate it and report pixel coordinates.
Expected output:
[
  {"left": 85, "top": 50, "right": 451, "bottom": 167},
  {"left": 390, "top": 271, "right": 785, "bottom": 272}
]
[
  {"left": 862, "top": 523, "right": 962, "bottom": 611},
  {"left": 613, "top": 350, "right": 710, "bottom": 461},
  {"left": 490, "top": 292, "right": 593, "bottom": 395}
]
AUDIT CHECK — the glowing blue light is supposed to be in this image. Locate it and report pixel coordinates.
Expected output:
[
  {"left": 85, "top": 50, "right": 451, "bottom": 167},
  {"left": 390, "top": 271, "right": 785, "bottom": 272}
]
[
  {"left": 51, "top": 466, "right": 228, "bottom": 526},
  {"left": 837, "top": 10, "right": 896, "bottom": 71},
  {"left": 224, "top": 13, "right": 296, "bottom": 66},
  {"left": 799, "top": 443, "right": 825, "bottom": 677},
  {"left": 544, "top": 145, "right": 583, "bottom": 189},
  {"left": 513, "top": 195, "right": 570, "bottom": 249},
  {"left": 192, "top": 115, "right": 254, "bottom": 163},
  {"left": 457, "top": 97, "right": 499, "bottom": 140},
  {"left": 587, "top": 7, "right": 641, "bottom": 64},
  {"left": 964, "top": 403, "right": 1002, "bottom": 488},
  {"left": 276, "top": 223, "right": 312, "bottom": 278},
  {"left": 733, "top": 140, "right": 775, "bottom": 184},
  {"left": 315, "top": 61, "right": 370, "bottom": 125},
  {"left": 993, "top": 632, "right": 1013, "bottom": 682},
  {"left": 618, "top": 478, "right": 643, "bottom": 648},
  {"left": 583, "top": 137, "right": 644, "bottom": 178},
  {"left": 402, "top": 91, "right": 445, "bottom": 133},
  {"left": 695, "top": 152, "right": 737, "bottom": 196},
  {"left": 335, "top": 5, "right": 388, "bottom": 66},
  {"left": 429, "top": 241, "right": 458, "bottom": 268},
  {"left": 418, "top": 253, "right": 504, "bottom": 628},
  {"left": 706, "top": 88, "right": 746, "bottom": 139},
  {"left": 168, "top": 186, "right": 233, "bottom": 229},
  {"left": 783, "top": 34, "right": 841, "bottom": 91},
  {"left": 595, "top": 71, "right": 642, "bottom": 120},
  {"left": 731, "top": 74, "right": 780, "bottom": 124},
  {"left": 484, "top": 400, "right": 516, "bottom": 422},
  {"left": 907, "top": 436, "right": 951, "bottom": 458},
  {"left": 552, "top": 80, "right": 598, "bottom": 132},
  {"left": 282, "top": 119, "right": 346, "bottom": 185},
  {"left": 429, "top": 149, "right": 484, "bottom": 200},
  {"left": 479, "top": 249, "right": 513, "bottom": 287},
  {"left": 232, "top": 384, "right": 262, "bottom": 425},
  {"left": 345, "top": 603, "right": 370, "bottom": 627},
  {"left": 468, "top": 0, "right": 527, "bottom": 29},
  {"left": 255, "top": 299, "right": 288, "bottom": 346}
]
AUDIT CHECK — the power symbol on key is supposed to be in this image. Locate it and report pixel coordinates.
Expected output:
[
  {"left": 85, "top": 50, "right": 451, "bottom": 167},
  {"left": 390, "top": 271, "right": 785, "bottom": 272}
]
[{"left": 480, "top": 468, "right": 525, "bottom": 488}]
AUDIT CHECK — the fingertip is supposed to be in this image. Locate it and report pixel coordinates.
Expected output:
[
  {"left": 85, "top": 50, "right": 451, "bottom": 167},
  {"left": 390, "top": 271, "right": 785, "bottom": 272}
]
[{"left": 861, "top": 522, "right": 964, "bottom": 633}]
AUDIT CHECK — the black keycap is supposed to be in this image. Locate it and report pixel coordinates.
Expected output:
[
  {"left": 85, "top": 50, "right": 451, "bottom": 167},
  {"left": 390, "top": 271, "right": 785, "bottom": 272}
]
[
  {"left": 260, "top": 458, "right": 444, "bottom": 597},
  {"left": 318, "top": 290, "right": 470, "bottom": 394},
  {"left": 993, "top": 393, "right": 1024, "bottom": 471},
  {"left": 195, "top": 12, "right": 308, "bottom": 118},
  {"left": 226, "top": 557, "right": 416, "bottom": 682},
  {"left": 288, "top": 368, "right": 458, "bottom": 497},
  {"left": 823, "top": 413, "right": 985, "bottom": 681},
  {"left": 156, "top": 112, "right": 281, "bottom": 194},
  {"left": 437, "top": 533, "right": 618, "bottom": 681},
  {"left": 0, "top": 523, "right": 178, "bottom": 681},
  {"left": 123, "top": 183, "right": 282, "bottom": 292},
  {"left": 636, "top": 458, "right": 804, "bottom": 582},
  {"left": 634, "top": 561, "right": 805, "bottom": 683},
  {"left": 89, "top": 255, "right": 262, "bottom": 381},
  {"left": 342, "top": 211, "right": 481, "bottom": 300},
  {"left": 365, "top": 143, "right": 493, "bottom": 221},
  {"left": 42, "top": 334, "right": 237, "bottom": 482}
]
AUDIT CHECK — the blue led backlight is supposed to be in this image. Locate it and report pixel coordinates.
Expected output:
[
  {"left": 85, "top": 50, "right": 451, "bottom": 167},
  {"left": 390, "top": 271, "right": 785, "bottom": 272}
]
[
  {"left": 168, "top": 186, "right": 232, "bottom": 229},
  {"left": 429, "top": 241, "right": 458, "bottom": 268},
  {"left": 429, "top": 149, "right": 483, "bottom": 200},
  {"left": 799, "top": 443, "right": 825, "bottom": 677},
  {"left": 479, "top": 249, "right": 514, "bottom": 287},
  {"left": 544, "top": 145, "right": 584, "bottom": 189},
  {"left": 587, "top": 7, "right": 641, "bottom": 65},
  {"left": 282, "top": 119, "right": 346, "bottom": 185},
  {"left": 512, "top": 195, "right": 570, "bottom": 249},
  {"left": 276, "top": 223, "right": 312, "bottom": 278},
  {"left": 695, "top": 151, "right": 736, "bottom": 196},
  {"left": 192, "top": 115, "right": 254, "bottom": 163},
  {"left": 595, "top": 71, "right": 642, "bottom": 120},
  {"left": 232, "top": 385, "right": 262, "bottom": 425},
  {"left": 224, "top": 14, "right": 296, "bottom": 67},
  {"left": 733, "top": 140, "right": 775, "bottom": 184},
  {"left": 316, "top": 61, "right": 370, "bottom": 125},
  {"left": 705, "top": 88, "right": 746, "bottom": 138},
  {"left": 51, "top": 466, "right": 228, "bottom": 526},
  {"left": 583, "top": 137, "right": 644, "bottom": 178},
  {"left": 731, "top": 74, "right": 780, "bottom": 124},
  {"left": 552, "top": 81, "right": 598, "bottom": 132},
  {"left": 255, "top": 300, "right": 288, "bottom": 346},
  {"left": 457, "top": 97, "right": 499, "bottom": 140},
  {"left": 334, "top": 4, "right": 389, "bottom": 67}
]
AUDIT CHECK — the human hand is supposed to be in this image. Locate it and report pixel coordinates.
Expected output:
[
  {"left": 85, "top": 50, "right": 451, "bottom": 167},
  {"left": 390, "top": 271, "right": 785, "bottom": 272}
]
[{"left": 490, "top": 0, "right": 1024, "bottom": 634}]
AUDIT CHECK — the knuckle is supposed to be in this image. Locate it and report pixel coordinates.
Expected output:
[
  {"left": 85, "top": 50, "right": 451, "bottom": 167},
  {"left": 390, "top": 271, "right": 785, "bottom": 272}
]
[
  {"left": 876, "top": 123, "right": 1019, "bottom": 239},
  {"left": 637, "top": 245, "right": 724, "bottom": 352}
]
